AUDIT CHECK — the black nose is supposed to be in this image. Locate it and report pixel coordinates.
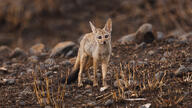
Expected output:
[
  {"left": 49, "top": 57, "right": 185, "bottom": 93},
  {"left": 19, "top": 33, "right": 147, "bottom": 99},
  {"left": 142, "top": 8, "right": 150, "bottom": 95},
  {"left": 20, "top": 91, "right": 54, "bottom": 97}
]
[{"left": 103, "top": 41, "right": 106, "bottom": 44}]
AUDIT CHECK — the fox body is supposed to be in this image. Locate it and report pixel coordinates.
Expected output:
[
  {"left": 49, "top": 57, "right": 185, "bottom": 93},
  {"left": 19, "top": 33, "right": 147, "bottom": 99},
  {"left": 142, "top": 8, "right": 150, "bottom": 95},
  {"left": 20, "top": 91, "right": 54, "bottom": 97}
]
[{"left": 61, "top": 18, "right": 112, "bottom": 87}]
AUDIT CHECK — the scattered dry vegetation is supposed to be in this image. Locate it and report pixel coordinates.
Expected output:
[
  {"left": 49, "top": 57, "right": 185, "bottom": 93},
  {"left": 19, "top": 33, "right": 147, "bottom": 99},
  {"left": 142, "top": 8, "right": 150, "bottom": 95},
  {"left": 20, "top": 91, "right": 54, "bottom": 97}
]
[{"left": 0, "top": 0, "right": 192, "bottom": 107}]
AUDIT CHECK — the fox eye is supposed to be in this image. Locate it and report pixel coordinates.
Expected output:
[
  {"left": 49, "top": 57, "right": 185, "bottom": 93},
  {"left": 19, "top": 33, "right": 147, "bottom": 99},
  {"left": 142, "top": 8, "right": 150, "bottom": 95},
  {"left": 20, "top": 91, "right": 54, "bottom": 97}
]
[
  {"left": 98, "top": 36, "right": 102, "bottom": 39},
  {"left": 105, "top": 35, "right": 109, "bottom": 38}
]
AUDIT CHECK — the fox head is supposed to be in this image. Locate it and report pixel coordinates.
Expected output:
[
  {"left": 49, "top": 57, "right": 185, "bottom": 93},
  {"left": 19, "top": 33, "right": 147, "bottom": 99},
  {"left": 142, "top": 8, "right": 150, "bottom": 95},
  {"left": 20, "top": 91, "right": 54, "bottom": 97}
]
[{"left": 89, "top": 18, "right": 112, "bottom": 45}]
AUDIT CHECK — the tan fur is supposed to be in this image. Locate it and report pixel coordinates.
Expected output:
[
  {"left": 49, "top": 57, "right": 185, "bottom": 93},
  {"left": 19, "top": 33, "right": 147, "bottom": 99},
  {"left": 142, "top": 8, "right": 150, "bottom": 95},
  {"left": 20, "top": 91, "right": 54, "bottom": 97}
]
[{"left": 73, "top": 18, "right": 112, "bottom": 87}]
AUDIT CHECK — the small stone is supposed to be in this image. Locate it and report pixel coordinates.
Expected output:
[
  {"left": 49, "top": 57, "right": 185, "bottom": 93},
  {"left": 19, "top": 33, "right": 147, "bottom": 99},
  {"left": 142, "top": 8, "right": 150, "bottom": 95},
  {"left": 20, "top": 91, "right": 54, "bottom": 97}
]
[
  {"left": 163, "top": 52, "right": 171, "bottom": 57},
  {"left": 3, "top": 78, "right": 15, "bottom": 85},
  {"left": 75, "top": 94, "right": 82, "bottom": 99},
  {"left": 104, "top": 99, "right": 114, "bottom": 106},
  {"left": 187, "top": 65, "right": 192, "bottom": 72},
  {"left": 9, "top": 47, "right": 26, "bottom": 58},
  {"left": 50, "top": 41, "right": 76, "bottom": 58},
  {"left": 137, "top": 42, "right": 146, "bottom": 49},
  {"left": 27, "top": 68, "right": 33, "bottom": 73},
  {"left": 60, "top": 60, "right": 71, "bottom": 66},
  {"left": 139, "top": 103, "right": 151, "bottom": 108},
  {"left": 44, "top": 71, "right": 53, "bottom": 77},
  {"left": 19, "top": 101, "right": 25, "bottom": 106},
  {"left": 118, "top": 33, "right": 136, "bottom": 44},
  {"left": 44, "top": 58, "right": 56, "bottom": 67},
  {"left": 186, "top": 57, "right": 192, "bottom": 63},
  {"left": 148, "top": 50, "right": 155, "bottom": 56},
  {"left": 29, "top": 43, "right": 46, "bottom": 56},
  {"left": 175, "top": 65, "right": 188, "bottom": 77},
  {"left": 87, "top": 101, "right": 96, "bottom": 106},
  {"left": 166, "top": 38, "right": 176, "bottom": 43},
  {"left": 157, "top": 32, "right": 164, "bottom": 40},
  {"left": 0, "top": 67, "right": 8, "bottom": 74},
  {"left": 100, "top": 86, "right": 109, "bottom": 92},
  {"left": 28, "top": 56, "right": 39, "bottom": 63},
  {"left": 114, "top": 79, "right": 125, "bottom": 88},
  {"left": 137, "top": 61, "right": 148, "bottom": 66},
  {"left": 160, "top": 57, "right": 167, "bottom": 62}
]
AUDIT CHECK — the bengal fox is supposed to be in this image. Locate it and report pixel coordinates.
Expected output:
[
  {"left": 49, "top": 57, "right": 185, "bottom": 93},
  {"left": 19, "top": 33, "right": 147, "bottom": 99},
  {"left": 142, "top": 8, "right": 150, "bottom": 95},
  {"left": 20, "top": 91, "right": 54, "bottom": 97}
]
[{"left": 61, "top": 18, "right": 112, "bottom": 88}]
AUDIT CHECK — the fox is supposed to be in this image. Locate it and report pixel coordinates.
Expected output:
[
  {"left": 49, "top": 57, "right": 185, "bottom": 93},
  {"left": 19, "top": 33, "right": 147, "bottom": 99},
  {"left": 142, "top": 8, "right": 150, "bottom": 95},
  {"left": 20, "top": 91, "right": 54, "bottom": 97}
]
[{"left": 61, "top": 18, "right": 112, "bottom": 88}]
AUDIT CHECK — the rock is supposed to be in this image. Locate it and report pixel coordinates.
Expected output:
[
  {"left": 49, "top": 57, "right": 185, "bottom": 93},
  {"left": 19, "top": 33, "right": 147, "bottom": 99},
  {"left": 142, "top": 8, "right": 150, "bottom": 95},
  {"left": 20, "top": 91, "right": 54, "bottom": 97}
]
[
  {"left": 139, "top": 103, "right": 151, "bottom": 108},
  {"left": 163, "top": 52, "right": 171, "bottom": 57},
  {"left": 3, "top": 78, "right": 15, "bottom": 85},
  {"left": 44, "top": 58, "right": 56, "bottom": 67},
  {"left": 0, "top": 46, "right": 11, "bottom": 58},
  {"left": 9, "top": 47, "right": 26, "bottom": 58},
  {"left": 28, "top": 56, "right": 39, "bottom": 63},
  {"left": 19, "top": 101, "right": 26, "bottom": 106},
  {"left": 175, "top": 65, "right": 188, "bottom": 77},
  {"left": 0, "top": 67, "right": 8, "bottom": 74},
  {"left": 137, "top": 61, "right": 148, "bottom": 66},
  {"left": 148, "top": 50, "right": 155, "bottom": 56},
  {"left": 60, "top": 60, "right": 71, "bottom": 66},
  {"left": 100, "top": 86, "right": 109, "bottom": 92},
  {"left": 29, "top": 43, "right": 46, "bottom": 56},
  {"left": 27, "top": 68, "right": 34, "bottom": 73},
  {"left": 114, "top": 79, "right": 125, "bottom": 88},
  {"left": 156, "top": 32, "right": 164, "bottom": 40},
  {"left": 136, "top": 42, "right": 146, "bottom": 49},
  {"left": 87, "top": 101, "right": 96, "bottom": 106},
  {"left": 155, "top": 71, "right": 165, "bottom": 81},
  {"left": 75, "top": 94, "right": 82, "bottom": 99},
  {"left": 135, "top": 23, "right": 156, "bottom": 44},
  {"left": 166, "top": 38, "right": 176, "bottom": 43},
  {"left": 187, "top": 65, "right": 192, "bottom": 72},
  {"left": 118, "top": 33, "right": 136, "bottom": 44},
  {"left": 44, "top": 71, "right": 53, "bottom": 77},
  {"left": 104, "top": 99, "right": 114, "bottom": 106},
  {"left": 50, "top": 41, "right": 77, "bottom": 58}
]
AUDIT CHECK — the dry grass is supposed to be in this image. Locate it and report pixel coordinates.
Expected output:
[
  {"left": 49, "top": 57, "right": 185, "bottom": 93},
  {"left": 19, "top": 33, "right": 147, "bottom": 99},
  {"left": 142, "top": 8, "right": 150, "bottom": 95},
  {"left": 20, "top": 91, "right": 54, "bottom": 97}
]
[{"left": 32, "top": 68, "right": 69, "bottom": 107}]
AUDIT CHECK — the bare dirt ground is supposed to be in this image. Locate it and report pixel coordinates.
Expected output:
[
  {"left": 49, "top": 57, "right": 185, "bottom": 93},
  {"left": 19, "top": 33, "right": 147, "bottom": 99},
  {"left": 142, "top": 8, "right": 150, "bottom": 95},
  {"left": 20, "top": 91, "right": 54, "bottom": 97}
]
[{"left": 0, "top": 0, "right": 192, "bottom": 107}]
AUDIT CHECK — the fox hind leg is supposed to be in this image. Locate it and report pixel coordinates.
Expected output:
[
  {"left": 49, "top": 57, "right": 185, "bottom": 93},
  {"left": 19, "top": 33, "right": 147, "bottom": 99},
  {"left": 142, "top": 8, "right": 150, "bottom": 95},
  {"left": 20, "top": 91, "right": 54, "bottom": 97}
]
[
  {"left": 78, "top": 54, "right": 88, "bottom": 87},
  {"left": 85, "top": 57, "right": 93, "bottom": 80}
]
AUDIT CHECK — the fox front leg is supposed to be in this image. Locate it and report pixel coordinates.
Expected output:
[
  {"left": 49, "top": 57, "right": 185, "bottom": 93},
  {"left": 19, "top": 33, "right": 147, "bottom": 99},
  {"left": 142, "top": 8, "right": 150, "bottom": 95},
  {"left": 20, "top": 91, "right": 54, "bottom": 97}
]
[
  {"left": 101, "top": 57, "right": 110, "bottom": 87},
  {"left": 93, "top": 58, "right": 98, "bottom": 87}
]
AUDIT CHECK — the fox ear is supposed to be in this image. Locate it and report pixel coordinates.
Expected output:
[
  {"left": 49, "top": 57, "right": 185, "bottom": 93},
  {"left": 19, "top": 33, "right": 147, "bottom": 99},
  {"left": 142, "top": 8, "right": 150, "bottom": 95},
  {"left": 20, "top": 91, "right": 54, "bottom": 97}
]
[
  {"left": 104, "top": 18, "right": 112, "bottom": 33},
  {"left": 89, "top": 21, "right": 96, "bottom": 33}
]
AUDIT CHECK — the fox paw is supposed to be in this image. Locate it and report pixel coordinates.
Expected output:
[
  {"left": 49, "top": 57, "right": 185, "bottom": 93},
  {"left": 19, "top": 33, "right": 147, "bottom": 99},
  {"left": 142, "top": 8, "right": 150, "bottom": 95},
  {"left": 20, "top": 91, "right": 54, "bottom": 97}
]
[
  {"left": 78, "top": 82, "right": 83, "bottom": 87},
  {"left": 93, "top": 82, "right": 98, "bottom": 87}
]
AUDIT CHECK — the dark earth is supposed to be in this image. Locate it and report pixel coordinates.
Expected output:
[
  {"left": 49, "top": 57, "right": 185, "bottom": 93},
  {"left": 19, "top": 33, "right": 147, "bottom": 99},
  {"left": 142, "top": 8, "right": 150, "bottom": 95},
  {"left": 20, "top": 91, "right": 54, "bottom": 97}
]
[{"left": 0, "top": 0, "right": 192, "bottom": 107}]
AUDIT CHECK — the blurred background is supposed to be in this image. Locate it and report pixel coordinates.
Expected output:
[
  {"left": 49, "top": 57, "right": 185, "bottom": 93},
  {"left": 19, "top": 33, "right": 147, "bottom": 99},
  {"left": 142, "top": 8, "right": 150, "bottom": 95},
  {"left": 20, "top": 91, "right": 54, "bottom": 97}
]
[{"left": 0, "top": 0, "right": 191, "bottom": 49}]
